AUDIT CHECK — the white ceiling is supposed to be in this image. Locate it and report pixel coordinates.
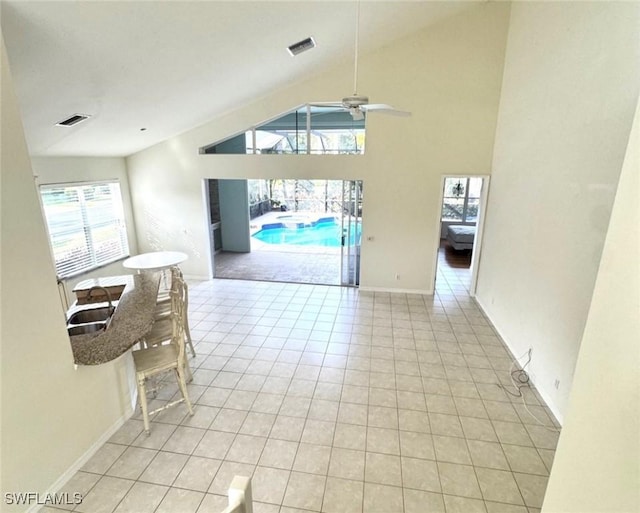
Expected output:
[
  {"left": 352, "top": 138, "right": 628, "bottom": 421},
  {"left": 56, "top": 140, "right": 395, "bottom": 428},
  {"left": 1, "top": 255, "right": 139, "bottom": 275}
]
[{"left": 2, "top": 1, "right": 477, "bottom": 157}]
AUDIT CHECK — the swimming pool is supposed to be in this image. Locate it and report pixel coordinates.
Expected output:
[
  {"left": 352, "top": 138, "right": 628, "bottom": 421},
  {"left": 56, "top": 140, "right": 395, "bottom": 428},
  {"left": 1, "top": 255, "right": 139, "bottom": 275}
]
[{"left": 252, "top": 218, "right": 360, "bottom": 247}]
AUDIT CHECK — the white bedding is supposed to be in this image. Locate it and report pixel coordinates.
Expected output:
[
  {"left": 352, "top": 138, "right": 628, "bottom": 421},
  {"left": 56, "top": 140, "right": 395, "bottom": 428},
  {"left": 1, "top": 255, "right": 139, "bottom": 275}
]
[{"left": 447, "top": 225, "right": 476, "bottom": 250}]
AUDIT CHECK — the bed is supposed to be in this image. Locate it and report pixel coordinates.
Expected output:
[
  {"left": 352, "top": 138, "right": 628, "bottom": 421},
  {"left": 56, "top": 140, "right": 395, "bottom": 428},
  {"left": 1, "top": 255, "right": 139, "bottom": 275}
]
[{"left": 446, "top": 224, "right": 476, "bottom": 250}]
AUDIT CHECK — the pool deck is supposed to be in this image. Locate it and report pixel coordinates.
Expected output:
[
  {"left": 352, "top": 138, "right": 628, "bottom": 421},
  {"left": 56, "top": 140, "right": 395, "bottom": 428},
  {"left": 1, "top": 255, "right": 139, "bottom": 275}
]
[
  {"left": 215, "top": 211, "right": 343, "bottom": 285},
  {"left": 214, "top": 249, "right": 341, "bottom": 285}
]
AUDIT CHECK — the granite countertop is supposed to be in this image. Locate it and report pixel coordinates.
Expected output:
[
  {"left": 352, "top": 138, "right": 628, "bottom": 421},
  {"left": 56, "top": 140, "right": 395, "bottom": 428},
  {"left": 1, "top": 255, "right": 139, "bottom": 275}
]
[{"left": 70, "top": 272, "right": 161, "bottom": 365}]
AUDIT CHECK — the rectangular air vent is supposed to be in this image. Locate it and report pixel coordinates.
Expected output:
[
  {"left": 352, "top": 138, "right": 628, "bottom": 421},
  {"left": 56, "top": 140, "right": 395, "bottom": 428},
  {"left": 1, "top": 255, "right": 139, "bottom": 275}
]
[
  {"left": 56, "top": 114, "right": 91, "bottom": 127},
  {"left": 287, "top": 36, "right": 316, "bottom": 56}
]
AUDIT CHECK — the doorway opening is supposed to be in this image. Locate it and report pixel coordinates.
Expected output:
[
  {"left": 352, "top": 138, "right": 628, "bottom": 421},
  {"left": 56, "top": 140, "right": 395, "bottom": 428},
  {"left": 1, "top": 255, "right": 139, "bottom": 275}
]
[
  {"left": 205, "top": 179, "right": 363, "bottom": 287},
  {"left": 433, "top": 175, "right": 489, "bottom": 296}
]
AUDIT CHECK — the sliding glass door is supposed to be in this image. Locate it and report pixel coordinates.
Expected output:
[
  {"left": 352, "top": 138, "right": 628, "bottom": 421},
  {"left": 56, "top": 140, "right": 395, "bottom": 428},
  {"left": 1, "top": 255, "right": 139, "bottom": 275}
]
[{"left": 340, "top": 180, "right": 363, "bottom": 286}]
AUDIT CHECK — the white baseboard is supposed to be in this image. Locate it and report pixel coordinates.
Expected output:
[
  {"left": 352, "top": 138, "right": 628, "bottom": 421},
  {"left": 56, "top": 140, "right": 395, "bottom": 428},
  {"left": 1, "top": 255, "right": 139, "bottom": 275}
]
[
  {"left": 474, "top": 296, "right": 564, "bottom": 427},
  {"left": 530, "top": 375, "right": 564, "bottom": 426},
  {"left": 183, "top": 273, "right": 212, "bottom": 282},
  {"left": 180, "top": 277, "right": 435, "bottom": 295},
  {"left": 28, "top": 407, "right": 134, "bottom": 513},
  {"left": 359, "top": 286, "right": 434, "bottom": 295}
]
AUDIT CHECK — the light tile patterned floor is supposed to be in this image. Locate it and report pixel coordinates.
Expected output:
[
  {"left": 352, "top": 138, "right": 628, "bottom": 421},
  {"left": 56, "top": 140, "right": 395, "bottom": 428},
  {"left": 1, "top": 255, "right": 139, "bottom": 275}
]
[{"left": 44, "top": 251, "right": 561, "bottom": 513}]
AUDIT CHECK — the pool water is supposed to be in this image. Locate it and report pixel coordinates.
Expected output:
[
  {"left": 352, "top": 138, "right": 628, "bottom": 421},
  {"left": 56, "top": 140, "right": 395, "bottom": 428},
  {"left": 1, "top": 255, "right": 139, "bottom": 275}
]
[{"left": 253, "top": 220, "right": 360, "bottom": 247}]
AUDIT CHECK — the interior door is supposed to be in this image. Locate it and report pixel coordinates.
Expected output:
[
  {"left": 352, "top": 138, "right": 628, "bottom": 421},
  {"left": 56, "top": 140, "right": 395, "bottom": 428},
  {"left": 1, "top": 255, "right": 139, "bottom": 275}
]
[{"left": 340, "top": 180, "right": 363, "bottom": 286}]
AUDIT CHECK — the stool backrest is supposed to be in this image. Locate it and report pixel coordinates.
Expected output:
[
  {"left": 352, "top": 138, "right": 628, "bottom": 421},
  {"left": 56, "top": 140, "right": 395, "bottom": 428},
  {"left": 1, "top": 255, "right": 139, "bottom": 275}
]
[{"left": 169, "top": 275, "right": 187, "bottom": 364}]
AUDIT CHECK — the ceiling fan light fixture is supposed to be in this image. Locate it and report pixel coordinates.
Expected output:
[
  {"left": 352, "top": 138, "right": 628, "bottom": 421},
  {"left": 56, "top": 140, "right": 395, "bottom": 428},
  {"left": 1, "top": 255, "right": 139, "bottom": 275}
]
[
  {"left": 342, "top": 95, "right": 369, "bottom": 109},
  {"left": 287, "top": 36, "right": 316, "bottom": 56},
  {"left": 349, "top": 107, "right": 365, "bottom": 121}
]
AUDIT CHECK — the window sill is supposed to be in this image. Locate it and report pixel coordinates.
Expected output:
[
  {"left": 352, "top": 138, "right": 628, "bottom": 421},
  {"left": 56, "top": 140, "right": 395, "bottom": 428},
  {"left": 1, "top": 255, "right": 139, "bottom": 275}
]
[{"left": 58, "top": 255, "right": 131, "bottom": 282}]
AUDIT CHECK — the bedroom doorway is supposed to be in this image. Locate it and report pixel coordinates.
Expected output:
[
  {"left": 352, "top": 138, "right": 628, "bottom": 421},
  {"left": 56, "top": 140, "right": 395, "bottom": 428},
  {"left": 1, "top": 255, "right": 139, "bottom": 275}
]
[{"left": 432, "top": 175, "right": 490, "bottom": 296}]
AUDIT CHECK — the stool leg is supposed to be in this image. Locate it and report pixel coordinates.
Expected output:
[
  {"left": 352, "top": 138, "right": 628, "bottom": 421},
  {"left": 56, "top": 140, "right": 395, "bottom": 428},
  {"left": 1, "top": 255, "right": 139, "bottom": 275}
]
[
  {"left": 137, "top": 375, "right": 151, "bottom": 434},
  {"left": 175, "top": 367, "right": 194, "bottom": 416},
  {"left": 184, "top": 311, "right": 196, "bottom": 358},
  {"left": 183, "top": 350, "right": 193, "bottom": 383}
]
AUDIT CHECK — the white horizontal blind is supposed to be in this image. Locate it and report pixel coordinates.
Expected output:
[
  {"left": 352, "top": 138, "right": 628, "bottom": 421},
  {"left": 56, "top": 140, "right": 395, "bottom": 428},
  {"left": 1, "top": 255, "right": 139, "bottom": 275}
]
[{"left": 40, "top": 181, "right": 130, "bottom": 278}]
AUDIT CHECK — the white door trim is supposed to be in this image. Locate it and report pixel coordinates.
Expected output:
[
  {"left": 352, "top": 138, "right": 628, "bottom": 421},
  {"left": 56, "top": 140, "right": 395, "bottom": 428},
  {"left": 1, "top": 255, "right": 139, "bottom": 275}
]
[{"left": 469, "top": 175, "right": 490, "bottom": 296}]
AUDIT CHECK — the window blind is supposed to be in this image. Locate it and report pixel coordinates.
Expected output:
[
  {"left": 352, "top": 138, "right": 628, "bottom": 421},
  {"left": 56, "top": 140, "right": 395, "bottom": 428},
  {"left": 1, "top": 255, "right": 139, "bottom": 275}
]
[{"left": 40, "top": 181, "right": 130, "bottom": 278}]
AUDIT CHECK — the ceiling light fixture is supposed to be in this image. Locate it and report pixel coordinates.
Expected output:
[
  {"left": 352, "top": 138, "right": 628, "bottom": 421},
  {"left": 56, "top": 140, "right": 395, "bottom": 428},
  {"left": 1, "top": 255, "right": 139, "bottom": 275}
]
[
  {"left": 452, "top": 180, "right": 465, "bottom": 197},
  {"left": 287, "top": 36, "right": 316, "bottom": 56},
  {"left": 55, "top": 114, "right": 91, "bottom": 127}
]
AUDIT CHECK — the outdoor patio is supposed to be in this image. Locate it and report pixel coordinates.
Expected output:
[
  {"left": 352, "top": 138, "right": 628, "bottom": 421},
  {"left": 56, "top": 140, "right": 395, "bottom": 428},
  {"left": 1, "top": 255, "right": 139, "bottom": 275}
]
[{"left": 214, "top": 211, "right": 343, "bottom": 285}]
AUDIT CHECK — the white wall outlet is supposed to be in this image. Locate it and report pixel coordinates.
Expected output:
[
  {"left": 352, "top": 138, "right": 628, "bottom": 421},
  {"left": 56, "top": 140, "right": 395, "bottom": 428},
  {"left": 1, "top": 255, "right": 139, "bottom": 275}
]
[
  {"left": 395, "top": 273, "right": 400, "bottom": 280},
  {"left": 554, "top": 379, "right": 560, "bottom": 390}
]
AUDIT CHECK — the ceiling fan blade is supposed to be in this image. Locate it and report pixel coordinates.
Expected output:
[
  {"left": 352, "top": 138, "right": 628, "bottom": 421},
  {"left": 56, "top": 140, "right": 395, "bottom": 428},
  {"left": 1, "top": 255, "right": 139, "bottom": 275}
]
[
  {"left": 308, "top": 101, "right": 343, "bottom": 107},
  {"left": 362, "top": 104, "right": 411, "bottom": 117},
  {"left": 377, "top": 109, "right": 412, "bottom": 117}
]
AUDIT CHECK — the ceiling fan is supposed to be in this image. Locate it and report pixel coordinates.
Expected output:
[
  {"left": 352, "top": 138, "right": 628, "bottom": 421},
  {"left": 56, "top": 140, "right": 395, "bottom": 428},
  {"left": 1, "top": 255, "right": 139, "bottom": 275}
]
[{"left": 314, "top": 1, "right": 411, "bottom": 121}]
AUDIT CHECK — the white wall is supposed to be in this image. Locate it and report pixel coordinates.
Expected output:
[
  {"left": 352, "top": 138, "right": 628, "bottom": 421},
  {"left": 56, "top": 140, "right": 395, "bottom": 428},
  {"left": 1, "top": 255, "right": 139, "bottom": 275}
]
[
  {"left": 30, "top": 156, "right": 139, "bottom": 305},
  {"left": 542, "top": 95, "right": 640, "bottom": 513},
  {"left": 1, "top": 36, "right": 135, "bottom": 512},
  {"left": 126, "top": 3, "right": 511, "bottom": 290},
  {"left": 475, "top": 1, "right": 640, "bottom": 422}
]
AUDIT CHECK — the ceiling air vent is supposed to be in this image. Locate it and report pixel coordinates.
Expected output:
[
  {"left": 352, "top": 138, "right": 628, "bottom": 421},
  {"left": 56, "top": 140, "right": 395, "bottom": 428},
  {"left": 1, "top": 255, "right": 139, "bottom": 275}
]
[
  {"left": 56, "top": 114, "right": 91, "bottom": 127},
  {"left": 287, "top": 36, "right": 316, "bottom": 56}
]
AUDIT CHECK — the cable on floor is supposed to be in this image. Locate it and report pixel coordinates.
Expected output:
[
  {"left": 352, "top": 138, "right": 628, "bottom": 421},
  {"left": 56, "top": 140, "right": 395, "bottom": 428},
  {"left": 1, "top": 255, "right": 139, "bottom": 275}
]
[{"left": 496, "top": 348, "right": 561, "bottom": 433}]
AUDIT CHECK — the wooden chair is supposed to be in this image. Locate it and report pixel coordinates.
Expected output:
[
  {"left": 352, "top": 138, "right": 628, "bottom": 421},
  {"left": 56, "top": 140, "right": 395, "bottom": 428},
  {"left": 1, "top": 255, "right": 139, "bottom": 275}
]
[
  {"left": 154, "top": 266, "right": 196, "bottom": 358},
  {"left": 144, "top": 272, "right": 194, "bottom": 381},
  {"left": 133, "top": 278, "right": 194, "bottom": 433}
]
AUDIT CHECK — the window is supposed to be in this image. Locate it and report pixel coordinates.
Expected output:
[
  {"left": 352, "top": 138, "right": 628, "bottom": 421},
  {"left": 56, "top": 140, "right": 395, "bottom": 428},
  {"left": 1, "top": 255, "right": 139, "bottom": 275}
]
[
  {"left": 201, "top": 105, "right": 366, "bottom": 155},
  {"left": 40, "top": 181, "right": 130, "bottom": 278},
  {"left": 442, "top": 177, "right": 482, "bottom": 222}
]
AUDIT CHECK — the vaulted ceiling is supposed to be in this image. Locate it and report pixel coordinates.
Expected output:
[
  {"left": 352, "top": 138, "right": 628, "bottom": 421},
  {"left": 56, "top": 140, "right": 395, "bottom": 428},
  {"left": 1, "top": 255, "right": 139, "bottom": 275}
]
[{"left": 1, "top": 1, "right": 478, "bottom": 157}]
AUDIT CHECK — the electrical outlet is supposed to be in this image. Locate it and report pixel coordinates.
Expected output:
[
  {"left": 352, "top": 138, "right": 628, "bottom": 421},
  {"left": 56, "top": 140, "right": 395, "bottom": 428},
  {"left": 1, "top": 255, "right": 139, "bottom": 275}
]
[
  {"left": 554, "top": 379, "right": 560, "bottom": 390},
  {"left": 395, "top": 273, "right": 400, "bottom": 280}
]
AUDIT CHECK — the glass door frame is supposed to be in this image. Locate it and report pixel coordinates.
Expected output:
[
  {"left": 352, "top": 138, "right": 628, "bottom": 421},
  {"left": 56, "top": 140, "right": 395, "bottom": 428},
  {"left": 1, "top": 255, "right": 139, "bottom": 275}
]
[{"left": 340, "top": 180, "right": 363, "bottom": 287}]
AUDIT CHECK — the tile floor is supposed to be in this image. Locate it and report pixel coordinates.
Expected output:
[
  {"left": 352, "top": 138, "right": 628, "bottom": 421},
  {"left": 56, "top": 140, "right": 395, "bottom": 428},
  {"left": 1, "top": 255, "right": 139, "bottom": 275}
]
[{"left": 43, "top": 251, "right": 561, "bottom": 513}]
